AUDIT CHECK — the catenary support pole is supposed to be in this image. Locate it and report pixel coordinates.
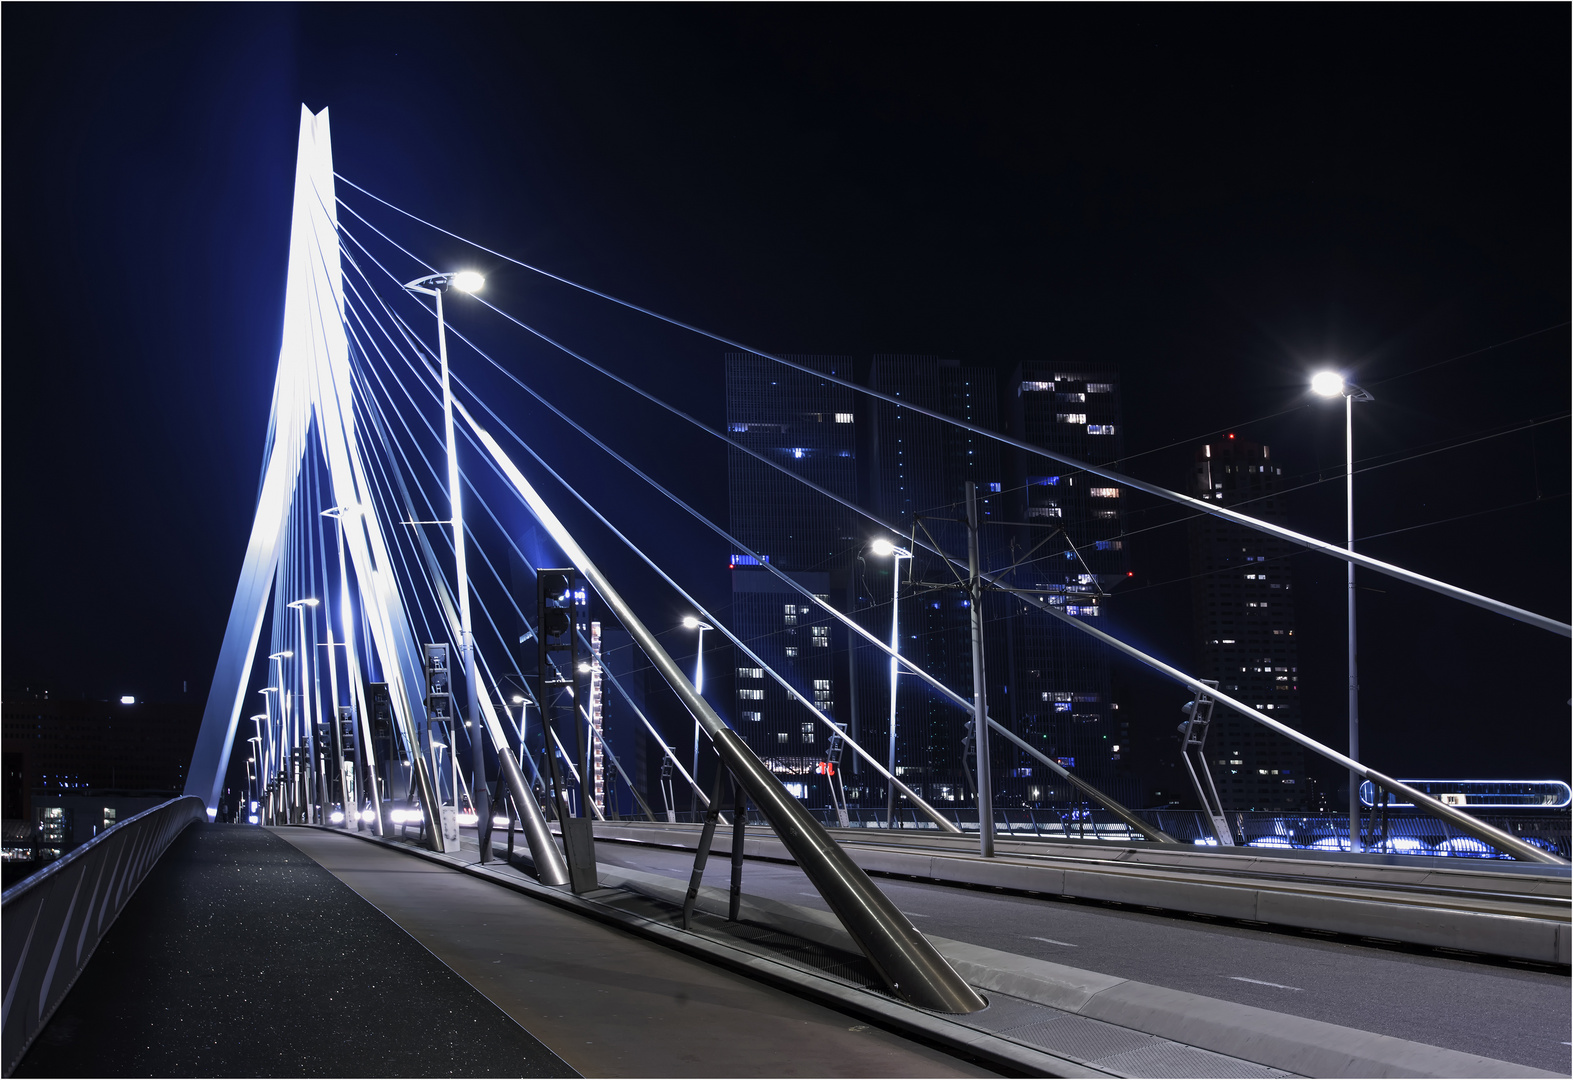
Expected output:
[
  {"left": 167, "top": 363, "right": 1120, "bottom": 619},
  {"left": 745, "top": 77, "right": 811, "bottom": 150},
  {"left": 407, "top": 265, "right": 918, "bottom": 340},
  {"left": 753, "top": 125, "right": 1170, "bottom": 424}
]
[{"left": 965, "top": 483, "right": 995, "bottom": 858}]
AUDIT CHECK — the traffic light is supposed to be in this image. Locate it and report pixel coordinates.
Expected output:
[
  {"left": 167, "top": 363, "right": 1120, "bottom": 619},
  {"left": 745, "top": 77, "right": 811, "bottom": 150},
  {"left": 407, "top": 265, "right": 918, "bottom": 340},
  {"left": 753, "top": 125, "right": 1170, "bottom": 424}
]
[{"left": 423, "top": 644, "right": 453, "bottom": 720}]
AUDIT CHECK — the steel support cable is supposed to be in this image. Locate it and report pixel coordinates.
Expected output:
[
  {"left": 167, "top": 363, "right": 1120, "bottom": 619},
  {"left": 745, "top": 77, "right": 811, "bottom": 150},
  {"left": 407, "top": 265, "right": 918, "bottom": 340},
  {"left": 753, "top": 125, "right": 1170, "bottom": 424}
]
[
  {"left": 349, "top": 274, "right": 965, "bottom": 833},
  {"left": 350, "top": 344, "right": 518, "bottom": 799},
  {"left": 331, "top": 180, "right": 1570, "bottom": 639},
  {"left": 405, "top": 295, "right": 1565, "bottom": 859},
  {"left": 351, "top": 292, "right": 672, "bottom": 822},
  {"left": 358, "top": 281, "right": 1128, "bottom": 832},
  {"left": 926, "top": 410, "right": 1571, "bottom": 564},
  {"left": 300, "top": 220, "right": 451, "bottom": 845},
  {"left": 355, "top": 358, "right": 507, "bottom": 817},
  {"left": 446, "top": 374, "right": 1121, "bottom": 836},
  {"left": 346, "top": 291, "right": 715, "bottom": 810},
  {"left": 450, "top": 400, "right": 988, "bottom": 1013},
  {"left": 351, "top": 390, "right": 450, "bottom": 796},
  {"left": 338, "top": 236, "right": 718, "bottom": 807},
  {"left": 349, "top": 275, "right": 658, "bottom": 783},
  {"left": 1056, "top": 410, "right": 1573, "bottom": 561},
  {"left": 351, "top": 325, "right": 553, "bottom": 788},
  {"left": 347, "top": 298, "right": 542, "bottom": 642},
  {"left": 371, "top": 280, "right": 1153, "bottom": 837},
  {"left": 431, "top": 321, "right": 1550, "bottom": 861},
  {"left": 339, "top": 214, "right": 1557, "bottom": 857}
]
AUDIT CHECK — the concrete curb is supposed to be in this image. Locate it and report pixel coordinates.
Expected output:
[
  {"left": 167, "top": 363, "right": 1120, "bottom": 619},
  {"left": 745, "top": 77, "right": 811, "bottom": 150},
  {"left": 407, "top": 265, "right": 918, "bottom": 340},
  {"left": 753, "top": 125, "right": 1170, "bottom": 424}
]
[
  {"left": 301, "top": 827, "right": 1117, "bottom": 1078},
  {"left": 593, "top": 822, "right": 1571, "bottom": 965}
]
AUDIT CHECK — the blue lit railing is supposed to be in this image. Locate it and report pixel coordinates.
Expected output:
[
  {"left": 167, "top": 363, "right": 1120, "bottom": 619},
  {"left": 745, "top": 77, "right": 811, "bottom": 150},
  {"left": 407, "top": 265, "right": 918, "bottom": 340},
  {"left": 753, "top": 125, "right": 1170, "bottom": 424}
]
[
  {"left": 653, "top": 804, "right": 1570, "bottom": 860},
  {"left": 1, "top": 795, "right": 206, "bottom": 1073}
]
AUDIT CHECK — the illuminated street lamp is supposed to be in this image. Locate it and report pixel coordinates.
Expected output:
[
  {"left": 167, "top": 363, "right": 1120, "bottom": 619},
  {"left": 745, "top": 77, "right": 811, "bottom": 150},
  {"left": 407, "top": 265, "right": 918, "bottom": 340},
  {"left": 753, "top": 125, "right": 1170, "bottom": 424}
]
[
  {"left": 405, "top": 271, "right": 488, "bottom": 845},
  {"left": 323, "top": 504, "right": 376, "bottom": 831},
  {"left": 870, "top": 539, "right": 913, "bottom": 828},
  {"left": 257, "top": 692, "right": 278, "bottom": 822},
  {"left": 681, "top": 616, "right": 713, "bottom": 798},
  {"left": 266, "top": 652, "right": 292, "bottom": 802},
  {"left": 246, "top": 731, "right": 263, "bottom": 812},
  {"left": 288, "top": 599, "right": 321, "bottom": 823},
  {"left": 1312, "top": 370, "right": 1374, "bottom": 852}
]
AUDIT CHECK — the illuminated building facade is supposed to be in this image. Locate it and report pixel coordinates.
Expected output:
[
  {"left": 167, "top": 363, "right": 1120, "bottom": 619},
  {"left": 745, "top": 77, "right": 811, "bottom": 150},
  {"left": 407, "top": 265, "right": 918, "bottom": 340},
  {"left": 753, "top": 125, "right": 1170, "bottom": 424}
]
[
  {"left": 1186, "top": 436, "right": 1308, "bottom": 811},
  {"left": 725, "top": 354, "right": 1139, "bottom": 810}
]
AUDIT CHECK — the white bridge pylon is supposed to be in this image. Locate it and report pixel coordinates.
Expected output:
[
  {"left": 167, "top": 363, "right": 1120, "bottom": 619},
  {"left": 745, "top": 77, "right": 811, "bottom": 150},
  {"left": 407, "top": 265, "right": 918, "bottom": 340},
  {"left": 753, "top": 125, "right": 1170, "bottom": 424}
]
[{"left": 184, "top": 106, "right": 444, "bottom": 832}]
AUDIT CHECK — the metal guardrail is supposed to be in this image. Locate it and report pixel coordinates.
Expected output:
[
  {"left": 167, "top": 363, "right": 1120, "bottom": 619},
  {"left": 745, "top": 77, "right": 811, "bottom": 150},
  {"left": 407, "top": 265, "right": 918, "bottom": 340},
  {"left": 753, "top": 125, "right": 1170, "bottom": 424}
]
[
  {"left": 653, "top": 805, "right": 1571, "bottom": 861},
  {"left": 1, "top": 795, "right": 205, "bottom": 1075}
]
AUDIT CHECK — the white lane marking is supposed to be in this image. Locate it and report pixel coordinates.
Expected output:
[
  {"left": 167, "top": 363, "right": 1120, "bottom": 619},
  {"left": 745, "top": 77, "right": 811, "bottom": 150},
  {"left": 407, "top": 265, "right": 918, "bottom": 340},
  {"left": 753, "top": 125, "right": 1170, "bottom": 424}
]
[
  {"left": 1229, "top": 977, "right": 1302, "bottom": 991},
  {"left": 902, "top": 911, "right": 931, "bottom": 918},
  {"left": 1026, "top": 936, "right": 1077, "bottom": 947}
]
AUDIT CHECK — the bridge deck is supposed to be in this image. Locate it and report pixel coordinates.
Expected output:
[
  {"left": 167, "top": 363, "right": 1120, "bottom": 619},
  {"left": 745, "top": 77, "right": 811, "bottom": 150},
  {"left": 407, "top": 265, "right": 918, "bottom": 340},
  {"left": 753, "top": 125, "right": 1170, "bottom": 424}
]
[{"left": 16, "top": 825, "right": 991, "bottom": 1078}]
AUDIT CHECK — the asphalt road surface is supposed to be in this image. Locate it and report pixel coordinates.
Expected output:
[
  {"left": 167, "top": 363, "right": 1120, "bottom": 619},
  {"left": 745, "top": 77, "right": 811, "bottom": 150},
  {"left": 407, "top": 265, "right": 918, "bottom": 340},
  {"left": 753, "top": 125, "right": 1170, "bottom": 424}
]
[{"left": 592, "top": 837, "right": 1573, "bottom": 1074}]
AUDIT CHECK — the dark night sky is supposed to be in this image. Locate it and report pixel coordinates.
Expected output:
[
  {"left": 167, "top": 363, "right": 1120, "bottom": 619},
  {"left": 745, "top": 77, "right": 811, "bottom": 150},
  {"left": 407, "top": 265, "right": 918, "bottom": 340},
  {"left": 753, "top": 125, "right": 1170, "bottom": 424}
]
[{"left": 4, "top": 5, "right": 1568, "bottom": 797}]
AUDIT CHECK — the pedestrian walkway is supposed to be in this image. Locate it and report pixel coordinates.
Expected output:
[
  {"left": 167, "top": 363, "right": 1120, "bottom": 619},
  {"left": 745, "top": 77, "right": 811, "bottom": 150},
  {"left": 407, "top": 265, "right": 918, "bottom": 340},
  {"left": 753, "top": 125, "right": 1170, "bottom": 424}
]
[
  {"left": 276, "top": 827, "right": 995, "bottom": 1077},
  {"left": 14, "top": 824, "right": 573, "bottom": 1077}
]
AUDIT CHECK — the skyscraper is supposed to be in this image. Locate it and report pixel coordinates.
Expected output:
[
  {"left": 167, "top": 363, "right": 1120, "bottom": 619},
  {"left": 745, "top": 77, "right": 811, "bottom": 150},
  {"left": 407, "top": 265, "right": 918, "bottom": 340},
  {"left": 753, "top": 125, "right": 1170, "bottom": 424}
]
[
  {"left": 724, "top": 354, "right": 858, "bottom": 796},
  {"left": 1186, "top": 436, "right": 1307, "bottom": 811},
  {"left": 1006, "top": 366, "right": 1135, "bottom": 806},
  {"left": 724, "top": 353, "right": 1139, "bottom": 810}
]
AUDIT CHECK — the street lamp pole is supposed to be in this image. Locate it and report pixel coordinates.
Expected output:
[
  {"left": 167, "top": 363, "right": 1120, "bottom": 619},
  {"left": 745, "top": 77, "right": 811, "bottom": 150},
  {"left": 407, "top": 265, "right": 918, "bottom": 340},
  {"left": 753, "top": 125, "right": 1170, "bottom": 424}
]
[
  {"left": 288, "top": 599, "right": 321, "bottom": 824},
  {"left": 1313, "top": 371, "right": 1373, "bottom": 852},
  {"left": 406, "top": 271, "right": 486, "bottom": 848},
  {"left": 871, "top": 539, "right": 911, "bottom": 829},
  {"left": 259, "top": 688, "right": 279, "bottom": 823},
  {"left": 324, "top": 505, "right": 380, "bottom": 832},
  {"left": 682, "top": 616, "right": 712, "bottom": 805}
]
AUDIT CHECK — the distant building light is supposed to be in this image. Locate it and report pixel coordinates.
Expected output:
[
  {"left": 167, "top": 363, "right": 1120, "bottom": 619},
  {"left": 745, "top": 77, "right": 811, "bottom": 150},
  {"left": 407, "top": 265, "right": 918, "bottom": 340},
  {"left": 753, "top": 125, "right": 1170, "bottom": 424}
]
[{"left": 120, "top": 696, "right": 135, "bottom": 705}]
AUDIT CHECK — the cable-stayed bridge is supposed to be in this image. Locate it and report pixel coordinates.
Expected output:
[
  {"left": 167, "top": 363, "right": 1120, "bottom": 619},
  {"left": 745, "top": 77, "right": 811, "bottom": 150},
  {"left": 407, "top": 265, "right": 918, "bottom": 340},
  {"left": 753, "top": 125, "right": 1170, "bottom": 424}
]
[{"left": 3, "top": 107, "right": 1567, "bottom": 1078}]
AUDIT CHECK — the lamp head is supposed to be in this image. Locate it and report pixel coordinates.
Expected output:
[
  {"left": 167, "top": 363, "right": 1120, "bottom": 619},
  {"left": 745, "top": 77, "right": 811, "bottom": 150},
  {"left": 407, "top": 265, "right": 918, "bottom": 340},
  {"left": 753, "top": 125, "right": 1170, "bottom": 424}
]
[
  {"left": 870, "top": 538, "right": 895, "bottom": 557},
  {"left": 269, "top": 651, "right": 293, "bottom": 660},
  {"left": 288, "top": 598, "right": 320, "bottom": 609},
  {"left": 682, "top": 616, "right": 700, "bottom": 629},
  {"left": 404, "top": 271, "right": 485, "bottom": 295},
  {"left": 1311, "top": 371, "right": 1346, "bottom": 398},
  {"left": 511, "top": 695, "right": 526, "bottom": 704}
]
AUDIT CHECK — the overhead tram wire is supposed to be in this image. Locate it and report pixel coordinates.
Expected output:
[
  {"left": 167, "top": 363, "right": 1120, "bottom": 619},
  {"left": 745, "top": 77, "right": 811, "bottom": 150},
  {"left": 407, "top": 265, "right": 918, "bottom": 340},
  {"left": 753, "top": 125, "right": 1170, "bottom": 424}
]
[{"left": 334, "top": 179, "right": 1570, "bottom": 639}]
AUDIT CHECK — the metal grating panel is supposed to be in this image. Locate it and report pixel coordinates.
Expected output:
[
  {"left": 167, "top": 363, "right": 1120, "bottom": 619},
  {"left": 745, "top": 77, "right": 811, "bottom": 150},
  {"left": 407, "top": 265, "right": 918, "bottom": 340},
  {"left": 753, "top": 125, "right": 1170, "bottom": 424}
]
[
  {"left": 1095, "top": 1040, "right": 1292, "bottom": 1079},
  {"left": 1004, "top": 1012, "right": 1158, "bottom": 1063},
  {"left": 967, "top": 991, "right": 1066, "bottom": 1033}
]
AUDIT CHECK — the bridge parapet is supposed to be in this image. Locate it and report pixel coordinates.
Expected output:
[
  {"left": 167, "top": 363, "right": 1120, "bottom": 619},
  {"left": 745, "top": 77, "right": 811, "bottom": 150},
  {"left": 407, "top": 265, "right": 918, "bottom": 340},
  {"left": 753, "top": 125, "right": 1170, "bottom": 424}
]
[{"left": 1, "top": 794, "right": 205, "bottom": 1075}]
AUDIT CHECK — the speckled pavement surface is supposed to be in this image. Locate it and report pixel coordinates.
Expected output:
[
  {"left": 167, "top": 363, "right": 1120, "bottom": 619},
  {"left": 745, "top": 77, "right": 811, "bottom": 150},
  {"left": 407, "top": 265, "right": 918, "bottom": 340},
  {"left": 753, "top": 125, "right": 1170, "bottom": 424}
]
[{"left": 14, "top": 823, "right": 574, "bottom": 1077}]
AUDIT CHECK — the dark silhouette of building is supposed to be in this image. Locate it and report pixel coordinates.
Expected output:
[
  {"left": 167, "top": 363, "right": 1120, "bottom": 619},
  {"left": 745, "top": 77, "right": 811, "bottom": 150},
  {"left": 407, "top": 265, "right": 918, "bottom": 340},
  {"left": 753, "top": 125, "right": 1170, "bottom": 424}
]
[
  {"left": 724, "top": 354, "right": 858, "bottom": 795},
  {"left": 1186, "top": 436, "right": 1308, "bottom": 811},
  {"left": 2, "top": 692, "right": 202, "bottom": 870}
]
